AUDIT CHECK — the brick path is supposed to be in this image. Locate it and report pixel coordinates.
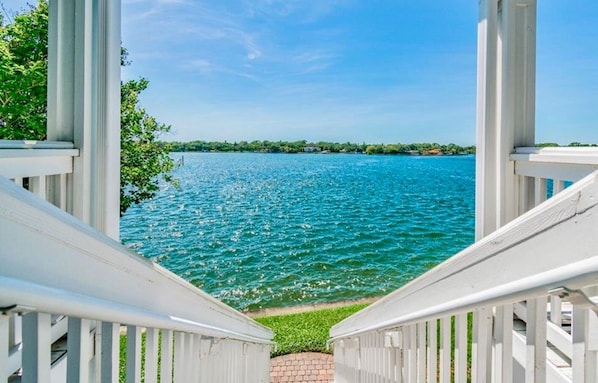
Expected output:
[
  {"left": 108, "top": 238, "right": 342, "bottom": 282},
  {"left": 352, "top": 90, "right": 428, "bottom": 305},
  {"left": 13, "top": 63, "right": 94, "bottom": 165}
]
[{"left": 270, "top": 353, "right": 334, "bottom": 383}]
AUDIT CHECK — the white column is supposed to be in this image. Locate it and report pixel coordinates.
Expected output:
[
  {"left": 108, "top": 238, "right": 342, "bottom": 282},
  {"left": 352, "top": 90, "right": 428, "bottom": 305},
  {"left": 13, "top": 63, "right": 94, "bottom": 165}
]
[
  {"left": 47, "top": 0, "right": 121, "bottom": 239},
  {"left": 476, "top": 0, "right": 537, "bottom": 239},
  {"left": 475, "top": 0, "right": 500, "bottom": 240}
]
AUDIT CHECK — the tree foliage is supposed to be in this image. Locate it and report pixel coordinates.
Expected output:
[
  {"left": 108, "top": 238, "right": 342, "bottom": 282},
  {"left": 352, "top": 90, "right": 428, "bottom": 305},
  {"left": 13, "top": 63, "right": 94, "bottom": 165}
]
[
  {"left": 120, "top": 78, "right": 175, "bottom": 214},
  {"left": 0, "top": 1, "right": 48, "bottom": 139},
  {"left": 0, "top": 1, "right": 174, "bottom": 214},
  {"left": 167, "top": 139, "right": 477, "bottom": 156}
]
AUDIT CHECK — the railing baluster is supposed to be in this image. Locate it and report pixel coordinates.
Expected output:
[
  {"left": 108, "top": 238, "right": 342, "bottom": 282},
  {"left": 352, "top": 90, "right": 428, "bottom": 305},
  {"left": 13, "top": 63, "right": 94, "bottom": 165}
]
[
  {"left": 572, "top": 306, "right": 598, "bottom": 383},
  {"left": 8, "top": 315, "right": 22, "bottom": 353},
  {"left": 553, "top": 179, "right": 565, "bottom": 194},
  {"left": 534, "top": 177, "right": 548, "bottom": 206},
  {"left": 395, "top": 329, "right": 405, "bottom": 383},
  {"left": 406, "top": 324, "right": 416, "bottom": 383},
  {"left": 126, "top": 325, "right": 142, "bottom": 383},
  {"left": 29, "top": 176, "right": 47, "bottom": 200},
  {"left": 454, "top": 313, "right": 467, "bottom": 383},
  {"left": 493, "top": 305, "right": 513, "bottom": 383},
  {"left": 439, "top": 317, "right": 450, "bottom": 383},
  {"left": 549, "top": 296, "right": 562, "bottom": 326},
  {"left": 472, "top": 308, "right": 492, "bottom": 383},
  {"left": 417, "top": 323, "right": 425, "bottom": 383},
  {"left": 59, "top": 173, "right": 68, "bottom": 211},
  {"left": 184, "top": 333, "right": 194, "bottom": 382},
  {"left": 426, "top": 320, "right": 437, "bottom": 383},
  {"left": 22, "top": 312, "right": 51, "bottom": 383},
  {"left": 160, "top": 330, "right": 173, "bottom": 383},
  {"left": 387, "top": 344, "right": 395, "bottom": 383},
  {"left": 526, "top": 297, "right": 547, "bottom": 383},
  {"left": 67, "top": 317, "right": 92, "bottom": 382},
  {"left": 192, "top": 334, "right": 201, "bottom": 382},
  {"left": 145, "top": 328, "right": 159, "bottom": 383},
  {"left": 587, "top": 310, "right": 598, "bottom": 383},
  {"left": 1, "top": 316, "right": 8, "bottom": 381},
  {"left": 173, "top": 332, "right": 185, "bottom": 382},
  {"left": 100, "top": 322, "right": 120, "bottom": 383}
]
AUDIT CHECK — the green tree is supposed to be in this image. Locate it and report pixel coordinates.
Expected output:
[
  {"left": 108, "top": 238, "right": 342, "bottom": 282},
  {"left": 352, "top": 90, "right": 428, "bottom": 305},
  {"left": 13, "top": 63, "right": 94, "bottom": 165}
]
[
  {"left": 0, "top": 1, "right": 174, "bottom": 214},
  {"left": 120, "top": 78, "right": 175, "bottom": 214},
  {"left": 0, "top": 2, "right": 48, "bottom": 139}
]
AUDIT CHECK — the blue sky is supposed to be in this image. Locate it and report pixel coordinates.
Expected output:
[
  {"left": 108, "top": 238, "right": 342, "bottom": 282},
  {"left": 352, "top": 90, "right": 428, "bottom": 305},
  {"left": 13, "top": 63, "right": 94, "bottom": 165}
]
[{"left": 3, "top": 1, "right": 597, "bottom": 145}]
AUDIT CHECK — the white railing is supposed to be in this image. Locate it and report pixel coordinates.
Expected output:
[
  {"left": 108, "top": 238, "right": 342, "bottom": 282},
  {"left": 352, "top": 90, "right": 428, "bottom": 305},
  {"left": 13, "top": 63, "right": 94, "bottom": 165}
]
[
  {"left": 0, "top": 145, "right": 274, "bottom": 382},
  {"left": 330, "top": 148, "right": 598, "bottom": 383},
  {"left": 0, "top": 140, "right": 78, "bottom": 209}
]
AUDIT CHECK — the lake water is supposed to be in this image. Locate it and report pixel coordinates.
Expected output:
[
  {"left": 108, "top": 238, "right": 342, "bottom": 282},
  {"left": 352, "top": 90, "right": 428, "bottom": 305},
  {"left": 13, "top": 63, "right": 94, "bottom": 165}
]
[{"left": 120, "top": 153, "right": 476, "bottom": 311}]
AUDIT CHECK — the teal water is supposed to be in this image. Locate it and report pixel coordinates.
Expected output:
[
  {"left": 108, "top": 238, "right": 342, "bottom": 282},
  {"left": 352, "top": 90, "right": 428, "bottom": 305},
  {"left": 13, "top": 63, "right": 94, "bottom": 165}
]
[{"left": 120, "top": 153, "right": 475, "bottom": 311}]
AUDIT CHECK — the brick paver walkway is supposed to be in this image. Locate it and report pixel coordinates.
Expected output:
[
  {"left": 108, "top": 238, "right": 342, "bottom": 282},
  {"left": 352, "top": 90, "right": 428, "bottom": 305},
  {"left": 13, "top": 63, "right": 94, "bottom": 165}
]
[{"left": 270, "top": 353, "right": 334, "bottom": 383}]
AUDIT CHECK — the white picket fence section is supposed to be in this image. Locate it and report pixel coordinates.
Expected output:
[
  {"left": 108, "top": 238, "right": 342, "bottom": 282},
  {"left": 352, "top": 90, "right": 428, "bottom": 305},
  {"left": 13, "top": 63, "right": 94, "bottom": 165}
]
[
  {"left": 0, "top": 142, "right": 274, "bottom": 382},
  {"left": 330, "top": 147, "right": 598, "bottom": 383}
]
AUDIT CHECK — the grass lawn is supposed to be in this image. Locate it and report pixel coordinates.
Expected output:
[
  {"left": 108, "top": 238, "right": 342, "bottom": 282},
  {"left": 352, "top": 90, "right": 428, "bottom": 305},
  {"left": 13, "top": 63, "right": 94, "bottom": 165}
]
[{"left": 254, "top": 303, "right": 368, "bottom": 357}]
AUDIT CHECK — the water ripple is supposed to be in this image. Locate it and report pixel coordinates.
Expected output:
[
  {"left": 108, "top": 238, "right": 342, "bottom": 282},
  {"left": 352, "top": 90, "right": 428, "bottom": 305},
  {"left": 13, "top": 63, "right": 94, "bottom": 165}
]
[{"left": 120, "top": 153, "right": 475, "bottom": 310}]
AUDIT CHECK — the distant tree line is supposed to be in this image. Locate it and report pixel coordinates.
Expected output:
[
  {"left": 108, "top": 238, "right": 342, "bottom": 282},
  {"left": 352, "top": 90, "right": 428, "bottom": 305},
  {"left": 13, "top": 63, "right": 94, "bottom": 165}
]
[
  {"left": 164, "top": 140, "right": 477, "bottom": 155},
  {"left": 163, "top": 140, "right": 597, "bottom": 155}
]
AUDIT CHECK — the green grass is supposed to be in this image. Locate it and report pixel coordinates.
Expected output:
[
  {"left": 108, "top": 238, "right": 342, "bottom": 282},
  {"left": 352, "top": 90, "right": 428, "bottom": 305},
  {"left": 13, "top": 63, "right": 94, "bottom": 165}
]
[{"left": 254, "top": 303, "right": 369, "bottom": 357}]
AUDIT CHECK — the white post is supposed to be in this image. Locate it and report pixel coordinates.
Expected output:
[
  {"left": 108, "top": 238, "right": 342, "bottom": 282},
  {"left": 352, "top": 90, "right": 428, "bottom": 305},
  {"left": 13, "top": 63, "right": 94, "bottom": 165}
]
[
  {"left": 476, "top": 0, "right": 537, "bottom": 238},
  {"left": 476, "top": 0, "right": 499, "bottom": 240},
  {"left": 47, "top": 0, "right": 121, "bottom": 239}
]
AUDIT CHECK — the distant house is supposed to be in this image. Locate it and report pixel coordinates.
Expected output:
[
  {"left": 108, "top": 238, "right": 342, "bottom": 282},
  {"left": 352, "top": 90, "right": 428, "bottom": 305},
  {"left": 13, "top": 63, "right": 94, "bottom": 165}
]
[
  {"left": 423, "top": 148, "right": 443, "bottom": 156},
  {"left": 304, "top": 146, "right": 321, "bottom": 153}
]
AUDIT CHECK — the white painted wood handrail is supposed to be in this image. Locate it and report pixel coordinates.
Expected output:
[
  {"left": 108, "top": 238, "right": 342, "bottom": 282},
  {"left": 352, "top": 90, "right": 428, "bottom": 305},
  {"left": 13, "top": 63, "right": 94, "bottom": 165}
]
[
  {"left": 0, "top": 142, "right": 78, "bottom": 180},
  {"left": 512, "top": 146, "right": 598, "bottom": 182}
]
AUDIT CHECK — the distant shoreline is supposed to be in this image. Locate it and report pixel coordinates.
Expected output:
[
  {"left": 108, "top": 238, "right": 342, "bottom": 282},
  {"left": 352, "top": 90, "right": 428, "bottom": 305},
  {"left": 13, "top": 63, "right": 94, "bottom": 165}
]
[
  {"left": 164, "top": 140, "right": 477, "bottom": 156},
  {"left": 173, "top": 150, "right": 474, "bottom": 156},
  {"left": 244, "top": 297, "right": 381, "bottom": 318}
]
